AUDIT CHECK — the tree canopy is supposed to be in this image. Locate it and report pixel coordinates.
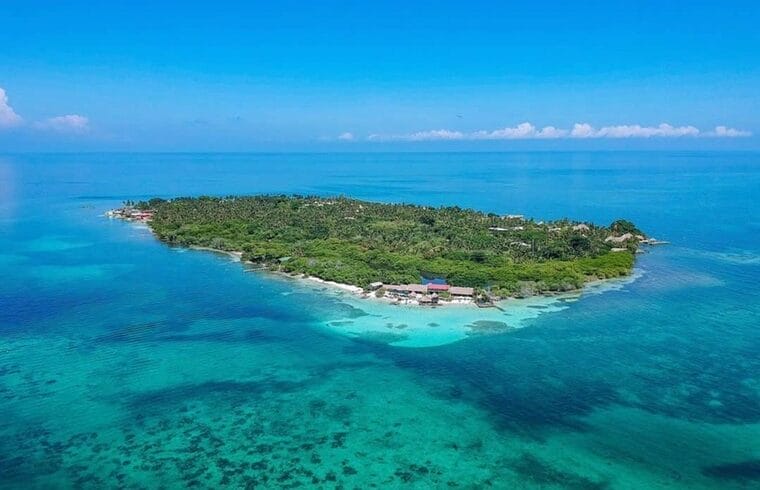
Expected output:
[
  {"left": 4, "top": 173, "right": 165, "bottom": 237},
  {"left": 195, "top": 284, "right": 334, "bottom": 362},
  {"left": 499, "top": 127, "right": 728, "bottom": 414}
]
[{"left": 138, "top": 195, "right": 641, "bottom": 296}]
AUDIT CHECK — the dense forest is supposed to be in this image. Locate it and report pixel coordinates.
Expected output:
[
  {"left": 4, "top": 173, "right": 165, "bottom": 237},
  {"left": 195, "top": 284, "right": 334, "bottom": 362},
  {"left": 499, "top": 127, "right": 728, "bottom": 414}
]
[{"left": 136, "top": 195, "right": 643, "bottom": 296}]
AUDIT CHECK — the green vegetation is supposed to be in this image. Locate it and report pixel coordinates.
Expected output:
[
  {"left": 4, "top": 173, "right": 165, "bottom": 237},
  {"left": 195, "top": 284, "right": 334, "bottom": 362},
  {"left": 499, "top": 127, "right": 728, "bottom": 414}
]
[{"left": 137, "top": 195, "right": 642, "bottom": 296}]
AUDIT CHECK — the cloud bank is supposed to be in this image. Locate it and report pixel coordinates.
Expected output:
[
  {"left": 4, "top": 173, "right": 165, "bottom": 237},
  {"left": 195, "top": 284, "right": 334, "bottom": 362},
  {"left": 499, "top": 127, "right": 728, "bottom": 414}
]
[
  {"left": 367, "top": 122, "right": 751, "bottom": 142},
  {"left": 0, "top": 86, "right": 89, "bottom": 133}
]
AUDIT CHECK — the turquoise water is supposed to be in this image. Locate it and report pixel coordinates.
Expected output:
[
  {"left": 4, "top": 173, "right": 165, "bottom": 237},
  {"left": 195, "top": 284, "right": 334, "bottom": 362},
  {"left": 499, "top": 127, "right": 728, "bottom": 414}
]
[{"left": 1, "top": 152, "right": 759, "bottom": 488}]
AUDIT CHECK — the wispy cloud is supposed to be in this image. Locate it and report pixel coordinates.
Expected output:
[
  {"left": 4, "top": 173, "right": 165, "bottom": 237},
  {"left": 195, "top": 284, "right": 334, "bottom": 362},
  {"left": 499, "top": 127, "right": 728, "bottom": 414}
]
[
  {"left": 369, "top": 122, "right": 752, "bottom": 141},
  {"left": 707, "top": 125, "right": 752, "bottom": 138},
  {"left": 0, "top": 87, "right": 23, "bottom": 128},
  {"left": 35, "top": 114, "right": 90, "bottom": 133},
  {"left": 570, "top": 123, "right": 699, "bottom": 138},
  {"left": 377, "top": 129, "right": 466, "bottom": 141},
  {"left": 338, "top": 132, "right": 355, "bottom": 141},
  {"left": 472, "top": 123, "right": 568, "bottom": 140},
  {"left": 0, "top": 86, "right": 89, "bottom": 134}
]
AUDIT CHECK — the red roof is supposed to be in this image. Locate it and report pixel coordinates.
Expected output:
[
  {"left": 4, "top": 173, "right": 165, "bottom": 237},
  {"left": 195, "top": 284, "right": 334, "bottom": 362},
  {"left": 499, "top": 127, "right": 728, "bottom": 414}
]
[{"left": 426, "top": 283, "right": 450, "bottom": 291}]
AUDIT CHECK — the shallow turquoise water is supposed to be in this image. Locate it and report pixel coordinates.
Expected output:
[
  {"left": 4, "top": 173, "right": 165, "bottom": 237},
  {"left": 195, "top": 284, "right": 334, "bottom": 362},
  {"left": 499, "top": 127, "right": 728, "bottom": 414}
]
[{"left": 1, "top": 152, "right": 759, "bottom": 488}]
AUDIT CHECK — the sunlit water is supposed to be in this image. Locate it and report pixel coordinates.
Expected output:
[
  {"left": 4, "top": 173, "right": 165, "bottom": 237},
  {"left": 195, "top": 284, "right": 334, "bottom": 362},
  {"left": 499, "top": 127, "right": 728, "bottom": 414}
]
[{"left": 1, "top": 152, "right": 759, "bottom": 488}]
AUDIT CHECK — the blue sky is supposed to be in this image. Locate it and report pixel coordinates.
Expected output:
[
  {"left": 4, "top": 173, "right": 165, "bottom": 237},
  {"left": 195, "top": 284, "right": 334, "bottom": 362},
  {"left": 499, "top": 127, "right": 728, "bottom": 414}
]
[{"left": 1, "top": 1, "right": 759, "bottom": 151}]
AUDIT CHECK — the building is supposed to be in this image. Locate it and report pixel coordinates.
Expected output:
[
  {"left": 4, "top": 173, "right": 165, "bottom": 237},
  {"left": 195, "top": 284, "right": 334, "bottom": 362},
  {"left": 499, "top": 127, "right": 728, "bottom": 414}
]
[
  {"left": 418, "top": 295, "right": 438, "bottom": 305},
  {"left": 380, "top": 283, "right": 475, "bottom": 300},
  {"left": 449, "top": 286, "right": 475, "bottom": 297},
  {"left": 384, "top": 284, "right": 427, "bottom": 295}
]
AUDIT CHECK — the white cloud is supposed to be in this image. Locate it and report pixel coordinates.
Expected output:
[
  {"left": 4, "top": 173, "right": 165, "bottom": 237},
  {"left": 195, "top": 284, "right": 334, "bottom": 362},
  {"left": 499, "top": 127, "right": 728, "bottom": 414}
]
[
  {"left": 408, "top": 129, "right": 465, "bottom": 141},
  {"left": 590, "top": 123, "right": 699, "bottom": 138},
  {"left": 373, "top": 124, "right": 564, "bottom": 142},
  {"left": 0, "top": 87, "right": 23, "bottom": 128},
  {"left": 567, "top": 122, "right": 701, "bottom": 139},
  {"left": 570, "top": 123, "right": 595, "bottom": 138},
  {"left": 707, "top": 125, "right": 752, "bottom": 137},
  {"left": 368, "top": 129, "right": 465, "bottom": 141},
  {"left": 338, "top": 132, "right": 355, "bottom": 141},
  {"left": 0, "top": 87, "right": 91, "bottom": 134},
  {"left": 35, "top": 114, "right": 90, "bottom": 133},
  {"left": 535, "top": 126, "right": 568, "bottom": 139},
  {"left": 368, "top": 122, "right": 751, "bottom": 141},
  {"left": 472, "top": 122, "right": 538, "bottom": 140}
]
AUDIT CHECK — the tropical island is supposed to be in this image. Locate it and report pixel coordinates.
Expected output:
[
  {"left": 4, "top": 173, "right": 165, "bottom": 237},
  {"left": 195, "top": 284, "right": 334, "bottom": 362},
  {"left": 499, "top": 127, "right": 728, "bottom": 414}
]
[{"left": 110, "top": 195, "right": 657, "bottom": 306}]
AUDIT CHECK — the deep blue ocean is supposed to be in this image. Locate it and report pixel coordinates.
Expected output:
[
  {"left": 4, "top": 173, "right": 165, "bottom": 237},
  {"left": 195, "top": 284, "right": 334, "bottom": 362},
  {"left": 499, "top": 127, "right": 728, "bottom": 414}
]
[{"left": 1, "top": 152, "right": 759, "bottom": 489}]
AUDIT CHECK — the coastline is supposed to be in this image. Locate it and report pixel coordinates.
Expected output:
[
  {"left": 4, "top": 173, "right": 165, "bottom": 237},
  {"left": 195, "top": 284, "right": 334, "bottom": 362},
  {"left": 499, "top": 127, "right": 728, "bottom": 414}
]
[
  {"left": 188, "top": 246, "right": 243, "bottom": 262},
  {"left": 165, "top": 241, "right": 485, "bottom": 306},
  {"left": 104, "top": 198, "right": 651, "bottom": 348},
  {"left": 109, "top": 207, "right": 645, "bottom": 309},
  {"left": 183, "top": 243, "right": 639, "bottom": 309}
]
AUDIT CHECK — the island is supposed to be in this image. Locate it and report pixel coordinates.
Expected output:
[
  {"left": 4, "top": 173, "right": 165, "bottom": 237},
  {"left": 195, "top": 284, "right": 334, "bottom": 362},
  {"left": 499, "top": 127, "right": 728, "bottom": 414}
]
[{"left": 109, "top": 195, "right": 656, "bottom": 306}]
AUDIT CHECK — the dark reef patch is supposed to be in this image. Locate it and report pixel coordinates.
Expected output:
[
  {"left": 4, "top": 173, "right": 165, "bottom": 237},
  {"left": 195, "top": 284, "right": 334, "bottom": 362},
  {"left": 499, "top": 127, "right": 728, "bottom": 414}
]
[
  {"left": 465, "top": 320, "right": 512, "bottom": 336},
  {"left": 510, "top": 453, "right": 609, "bottom": 490},
  {"left": 122, "top": 378, "right": 312, "bottom": 417},
  {"left": 155, "top": 328, "right": 281, "bottom": 344},
  {"left": 702, "top": 460, "right": 760, "bottom": 481},
  {"left": 355, "top": 331, "right": 409, "bottom": 345}
]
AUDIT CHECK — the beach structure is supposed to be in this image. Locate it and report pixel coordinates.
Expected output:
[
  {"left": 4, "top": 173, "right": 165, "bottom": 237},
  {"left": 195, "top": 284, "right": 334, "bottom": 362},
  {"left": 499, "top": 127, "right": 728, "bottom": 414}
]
[
  {"left": 379, "top": 282, "right": 474, "bottom": 299},
  {"left": 383, "top": 284, "right": 427, "bottom": 295},
  {"left": 133, "top": 211, "right": 153, "bottom": 220},
  {"left": 426, "top": 283, "right": 450, "bottom": 293},
  {"left": 368, "top": 281, "right": 384, "bottom": 290},
  {"left": 418, "top": 295, "right": 438, "bottom": 305},
  {"left": 449, "top": 286, "right": 475, "bottom": 297},
  {"left": 107, "top": 207, "right": 154, "bottom": 222}
]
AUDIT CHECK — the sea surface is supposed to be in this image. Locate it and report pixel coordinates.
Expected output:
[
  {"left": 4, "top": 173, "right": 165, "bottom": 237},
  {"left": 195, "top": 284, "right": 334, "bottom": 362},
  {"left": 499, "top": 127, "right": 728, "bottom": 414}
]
[{"left": 1, "top": 152, "right": 759, "bottom": 489}]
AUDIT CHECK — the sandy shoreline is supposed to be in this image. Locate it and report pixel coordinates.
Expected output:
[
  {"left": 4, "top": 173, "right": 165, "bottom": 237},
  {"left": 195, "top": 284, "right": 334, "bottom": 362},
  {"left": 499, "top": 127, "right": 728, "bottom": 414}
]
[
  {"left": 120, "top": 218, "right": 636, "bottom": 309},
  {"left": 116, "top": 217, "right": 644, "bottom": 347},
  {"left": 179, "top": 244, "right": 632, "bottom": 308},
  {"left": 299, "top": 275, "right": 364, "bottom": 294},
  {"left": 188, "top": 246, "right": 243, "bottom": 261}
]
